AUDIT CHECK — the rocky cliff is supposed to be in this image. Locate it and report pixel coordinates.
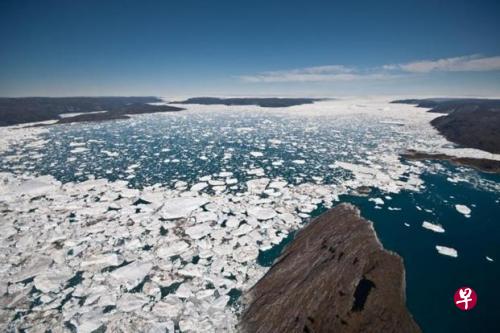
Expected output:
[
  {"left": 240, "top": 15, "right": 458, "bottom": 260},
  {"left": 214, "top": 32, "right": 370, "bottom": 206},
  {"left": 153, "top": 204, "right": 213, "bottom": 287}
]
[{"left": 240, "top": 203, "right": 421, "bottom": 333}]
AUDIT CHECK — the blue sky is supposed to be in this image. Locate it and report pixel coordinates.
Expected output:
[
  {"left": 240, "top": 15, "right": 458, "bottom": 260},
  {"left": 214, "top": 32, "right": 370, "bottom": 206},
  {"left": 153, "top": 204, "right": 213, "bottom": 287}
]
[{"left": 1, "top": 0, "right": 500, "bottom": 97}]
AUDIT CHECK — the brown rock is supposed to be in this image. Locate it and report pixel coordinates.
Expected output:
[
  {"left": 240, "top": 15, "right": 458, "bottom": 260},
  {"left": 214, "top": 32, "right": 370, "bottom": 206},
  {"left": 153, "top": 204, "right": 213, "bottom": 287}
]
[
  {"left": 402, "top": 149, "right": 500, "bottom": 173},
  {"left": 240, "top": 203, "right": 421, "bottom": 333}
]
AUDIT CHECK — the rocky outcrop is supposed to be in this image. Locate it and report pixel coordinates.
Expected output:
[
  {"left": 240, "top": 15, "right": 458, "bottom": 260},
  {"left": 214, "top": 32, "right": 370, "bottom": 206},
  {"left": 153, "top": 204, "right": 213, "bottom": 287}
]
[
  {"left": 240, "top": 203, "right": 421, "bottom": 333},
  {"left": 402, "top": 149, "right": 500, "bottom": 173},
  {"left": 392, "top": 98, "right": 500, "bottom": 154},
  {"left": 0, "top": 97, "right": 183, "bottom": 127}
]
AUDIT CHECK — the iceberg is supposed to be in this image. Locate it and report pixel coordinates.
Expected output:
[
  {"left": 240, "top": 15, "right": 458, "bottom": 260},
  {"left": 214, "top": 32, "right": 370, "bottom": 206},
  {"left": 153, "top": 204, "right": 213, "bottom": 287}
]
[
  {"left": 422, "top": 221, "right": 445, "bottom": 233},
  {"left": 435, "top": 245, "right": 458, "bottom": 258},
  {"left": 455, "top": 204, "right": 471, "bottom": 217}
]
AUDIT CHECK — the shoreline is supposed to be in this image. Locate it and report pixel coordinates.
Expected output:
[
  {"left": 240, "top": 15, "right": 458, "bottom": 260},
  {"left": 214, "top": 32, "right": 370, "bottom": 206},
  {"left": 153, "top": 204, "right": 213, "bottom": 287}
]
[{"left": 401, "top": 150, "right": 500, "bottom": 173}]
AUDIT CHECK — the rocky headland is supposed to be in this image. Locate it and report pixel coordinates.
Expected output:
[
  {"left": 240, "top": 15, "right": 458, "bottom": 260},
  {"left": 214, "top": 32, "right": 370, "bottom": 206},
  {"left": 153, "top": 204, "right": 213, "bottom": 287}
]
[
  {"left": 0, "top": 97, "right": 183, "bottom": 126},
  {"left": 393, "top": 98, "right": 500, "bottom": 172},
  {"left": 402, "top": 149, "right": 500, "bottom": 173},
  {"left": 393, "top": 98, "right": 500, "bottom": 153},
  {"left": 240, "top": 203, "right": 421, "bottom": 333}
]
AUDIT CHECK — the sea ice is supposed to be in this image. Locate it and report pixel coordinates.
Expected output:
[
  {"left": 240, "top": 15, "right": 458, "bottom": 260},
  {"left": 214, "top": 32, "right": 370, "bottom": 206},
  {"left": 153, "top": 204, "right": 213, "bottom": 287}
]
[
  {"left": 70, "top": 147, "right": 89, "bottom": 154},
  {"left": 33, "top": 270, "right": 73, "bottom": 293},
  {"left": 246, "top": 178, "right": 270, "bottom": 194},
  {"left": 269, "top": 180, "right": 287, "bottom": 189},
  {"left": 15, "top": 176, "right": 61, "bottom": 196},
  {"left": 455, "top": 204, "right": 471, "bottom": 217},
  {"left": 422, "top": 221, "right": 445, "bottom": 233},
  {"left": 81, "top": 253, "right": 123, "bottom": 271},
  {"left": 246, "top": 206, "right": 277, "bottom": 220},
  {"left": 110, "top": 261, "right": 153, "bottom": 290},
  {"left": 435, "top": 245, "right": 458, "bottom": 258},
  {"left": 185, "top": 223, "right": 212, "bottom": 239},
  {"left": 209, "top": 179, "right": 225, "bottom": 186},
  {"left": 116, "top": 293, "right": 149, "bottom": 312},
  {"left": 161, "top": 197, "right": 209, "bottom": 219},
  {"left": 1, "top": 98, "right": 495, "bottom": 332},
  {"left": 250, "top": 151, "right": 264, "bottom": 157},
  {"left": 369, "top": 198, "right": 384, "bottom": 206},
  {"left": 157, "top": 241, "right": 190, "bottom": 257}
]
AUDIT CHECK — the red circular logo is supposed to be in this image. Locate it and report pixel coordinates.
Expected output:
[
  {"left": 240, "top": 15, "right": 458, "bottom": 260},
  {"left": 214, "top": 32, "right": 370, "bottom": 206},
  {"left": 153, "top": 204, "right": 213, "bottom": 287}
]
[{"left": 454, "top": 287, "right": 477, "bottom": 311}]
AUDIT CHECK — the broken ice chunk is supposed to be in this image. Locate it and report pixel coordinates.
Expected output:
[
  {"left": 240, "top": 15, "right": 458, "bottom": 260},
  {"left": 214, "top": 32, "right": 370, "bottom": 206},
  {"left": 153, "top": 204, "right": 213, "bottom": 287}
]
[
  {"left": 161, "top": 197, "right": 209, "bottom": 219},
  {"left": 178, "top": 263, "right": 203, "bottom": 278},
  {"left": 15, "top": 176, "right": 61, "bottom": 197},
  {"left": 69, "top": 311, "right": 104, "bottom": 333},
  {"left": 33, "top": 269, "right": 73, "bottom": 293},
  {"left": 185, "top": 223, "right": 212, "bottom": 239},
  {"left": 175, "top": 283, "right": 193, "bottom": 298},
  {"left": 369, "top": 197, "right": 384, "bottom": 206},
  {"left": 157, "top": 241, "right": 190, "bottom": 257},
  {"left": 247, "top": 206, "right": 277, "bottom": 220},
  {"left": 233, "top": 246, "right": 259, "bottom": 263},
  {"left": 116, "top": 293, "right": 149, "bottom": 312},
  {"left": 422, "top": 221, "right": 445, "bottom": 233},
  {"left": 195, "top": 211, "right": 218, "bottom": 223},
  {"left": 246, "top": 178, "right": 270, "bottom": 194},
  {"left": 190, "top": 182, "right": 208, "bottom": 192},
  {"left": 110, "top": 261, "right": 153, "bottom": 290},
  {"left": 70, "top": 147, "right": 88, "bottom": 154},
  {"left": 225, "top": 217, "right": 240, "bottom": 228},
  {"left": 151, "top": 296, "right": 183, "bottom": 317},
  {"left": 269, "top": 181, "right": 287, "bottom": 189},
  {"left": 208, "top": 179, "right": 225, "bottom": 186},
  {"left": 234, "top": 223, "right": 254, "bottom": 236},
  {"left": 250, "top": 151, "right": 264, "bottom": 158},
  {"left": 12, "top": 255, "right": 53, "bottom": 282},
  {"left": 81, "top": 253, "right": 123, "bottom": 271},
  {"left": 455, "top": 204, "right": 471, "bottom": 218},
  {"left": 435, "top": 245, "right": 458, "bottom": 258}
]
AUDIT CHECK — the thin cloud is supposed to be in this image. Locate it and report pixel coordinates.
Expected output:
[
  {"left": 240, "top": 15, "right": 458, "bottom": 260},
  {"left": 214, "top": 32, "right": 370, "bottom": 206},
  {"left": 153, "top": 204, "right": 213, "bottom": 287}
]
[
  {"left": 241, "top": 54, "right": 500, "bottom": 83},
  {"left": 388, "top": 55, "right": 500, "bottom": 73},
  {"left": 240, "top": 65, "right": 397, "bottom": 83}
]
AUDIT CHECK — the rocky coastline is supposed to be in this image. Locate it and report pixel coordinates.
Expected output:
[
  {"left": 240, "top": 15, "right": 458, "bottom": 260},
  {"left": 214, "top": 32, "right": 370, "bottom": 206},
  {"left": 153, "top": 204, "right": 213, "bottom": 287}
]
[{"left": 240, "top": 203, "right": 421, "bottom": 333}]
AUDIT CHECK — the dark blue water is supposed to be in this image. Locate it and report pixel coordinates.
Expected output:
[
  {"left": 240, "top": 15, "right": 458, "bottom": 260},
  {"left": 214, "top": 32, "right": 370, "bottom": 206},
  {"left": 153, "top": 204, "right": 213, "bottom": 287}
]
[
  {"left": 256, "top": 166, "right": 499, "bottom": 332},
  {"left": 340, "top": 169, "right": 499, "bottom": 333}
]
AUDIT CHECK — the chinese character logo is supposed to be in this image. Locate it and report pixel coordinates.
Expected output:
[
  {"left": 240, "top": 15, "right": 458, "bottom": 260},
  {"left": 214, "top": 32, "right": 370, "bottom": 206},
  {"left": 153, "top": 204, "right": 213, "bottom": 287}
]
[{"left": 454, "top": 287, "right": 477, "bottom": 311}]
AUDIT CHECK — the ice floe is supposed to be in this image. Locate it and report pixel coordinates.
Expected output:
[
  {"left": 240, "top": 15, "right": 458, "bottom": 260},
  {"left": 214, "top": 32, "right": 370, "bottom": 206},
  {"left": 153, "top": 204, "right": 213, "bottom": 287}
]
[
  {"left": 455, "top": 204, "right": 471, "bottom": 218},
  {"left": 435, "top": 245, "right": 458, "bottom": 258},
  {"left": 246, "top": 206, "right": 277, "bottom": 220},
  {"left": 422, "top": 221, "right": 445, "bottom": 233},
  {"left": 0, "top": 172, "right": 339, "bottom": 331},
  {"left": 161, "top": 197, "right": 209, "bottom": 219},
  {"left": 369, "top": 197, "right": 385, "bottom": 206}
]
